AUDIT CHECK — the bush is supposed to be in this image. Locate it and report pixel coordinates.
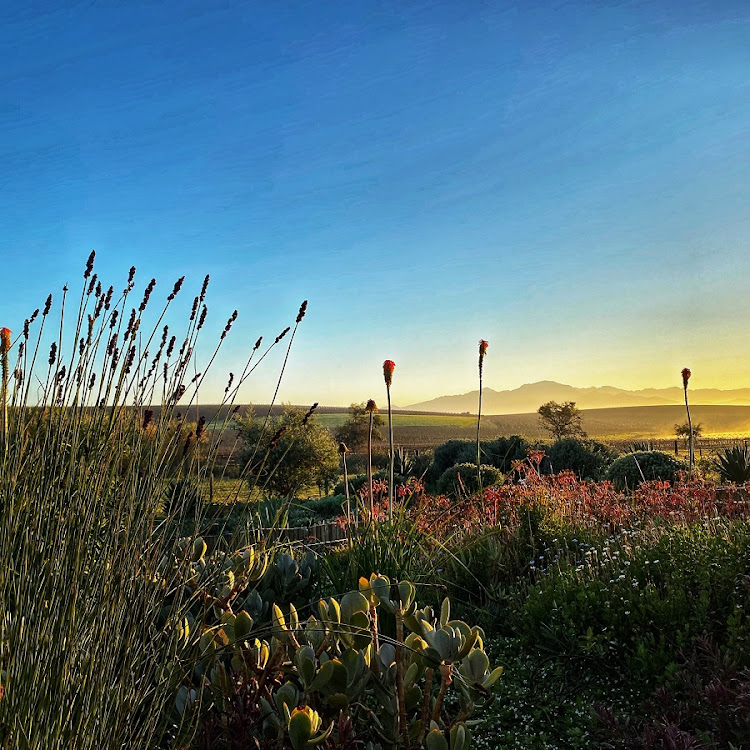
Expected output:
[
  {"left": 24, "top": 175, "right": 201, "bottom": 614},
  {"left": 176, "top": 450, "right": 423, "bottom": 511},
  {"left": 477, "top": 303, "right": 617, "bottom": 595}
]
[
  {"left": 437, "top": 463, "right": 503, "bottom": 497},
  {"left": 288, "top": 495, "right": 346, "bottom": 525},
  {"left": 544, "top": 438, "right": 618, "bottom": 481},
  {"left": 481, "top": 435, "right": 530, "bottom": 472},
  {"left": 426, "top": 440, "right": 476, "bottom": 484},
  {"left": 235, "top": 406, "right": 340, "bottom": 497},
  {"left": 607, "top": 451, "right": 686, "bottom": 491},
  {"left": 427, "top": 436, "right": 528, "bottom": 486}
]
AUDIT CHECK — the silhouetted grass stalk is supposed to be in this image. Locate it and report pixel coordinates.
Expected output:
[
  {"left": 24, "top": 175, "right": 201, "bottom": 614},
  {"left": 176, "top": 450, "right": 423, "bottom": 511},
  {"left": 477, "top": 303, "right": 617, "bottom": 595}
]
[{"left": 0, "top": 327, "right": 9, "bottom": 457}]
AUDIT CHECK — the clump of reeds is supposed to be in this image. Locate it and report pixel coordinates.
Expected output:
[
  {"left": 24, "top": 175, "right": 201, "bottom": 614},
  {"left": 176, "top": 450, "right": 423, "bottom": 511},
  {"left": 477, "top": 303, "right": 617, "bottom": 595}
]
[{"left": 0, "top": 253, "right": 302, "bottom": 748}]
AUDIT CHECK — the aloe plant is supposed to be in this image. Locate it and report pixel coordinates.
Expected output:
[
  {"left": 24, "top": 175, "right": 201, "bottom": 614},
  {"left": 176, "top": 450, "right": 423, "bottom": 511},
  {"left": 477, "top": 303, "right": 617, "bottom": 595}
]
[{"left": 712, "top": 445, "right": 750, "bottom": 484}]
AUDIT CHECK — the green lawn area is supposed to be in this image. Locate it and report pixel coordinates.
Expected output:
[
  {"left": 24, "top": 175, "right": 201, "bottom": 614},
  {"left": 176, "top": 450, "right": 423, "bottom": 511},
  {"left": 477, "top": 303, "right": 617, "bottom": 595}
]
[{"left": 312, "top": 411, "right": 479, "bottom": 429}]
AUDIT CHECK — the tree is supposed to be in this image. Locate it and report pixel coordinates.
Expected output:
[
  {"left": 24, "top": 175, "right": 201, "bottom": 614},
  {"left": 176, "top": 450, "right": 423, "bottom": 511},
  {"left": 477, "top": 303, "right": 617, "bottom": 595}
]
[
  {"left": 537, "top": 400, "right": 586, "bottom": 440},
  {"left": 333, "top": 402, "right": 384, "bottom": 453},
  {"left": 235, "top": 406, "right": 340, "bottom": 497},
  {"left": 674, "top": 421, "right": 703, "bottom": 443}
]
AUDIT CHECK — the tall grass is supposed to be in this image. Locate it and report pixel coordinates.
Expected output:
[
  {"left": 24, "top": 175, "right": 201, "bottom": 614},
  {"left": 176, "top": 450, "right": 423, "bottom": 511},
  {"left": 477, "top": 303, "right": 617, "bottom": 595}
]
[{"left": 0, "top": 255, "right": 297, "bottom": 748}]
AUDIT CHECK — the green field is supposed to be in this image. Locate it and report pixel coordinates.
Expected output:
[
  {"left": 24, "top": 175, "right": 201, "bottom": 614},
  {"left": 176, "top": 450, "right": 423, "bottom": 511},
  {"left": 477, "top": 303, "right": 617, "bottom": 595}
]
[{"left": 204, "top": 404, "right": 750, "bottom": 452}]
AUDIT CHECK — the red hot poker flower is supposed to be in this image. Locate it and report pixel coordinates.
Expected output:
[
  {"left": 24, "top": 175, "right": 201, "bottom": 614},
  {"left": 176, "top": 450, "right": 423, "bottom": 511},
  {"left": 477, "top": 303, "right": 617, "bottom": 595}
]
[
  {"left": 383, "top": 360, "right": 395, "bottom": 387},
  {"left": 681, "top": 368, "right": 691, "bottom": 389},
  {"left": 479, "top": 339, "right": 489, "bottom": 357},
  {"left": 0, "top": 328, "right": 11, "bottom": 355}
]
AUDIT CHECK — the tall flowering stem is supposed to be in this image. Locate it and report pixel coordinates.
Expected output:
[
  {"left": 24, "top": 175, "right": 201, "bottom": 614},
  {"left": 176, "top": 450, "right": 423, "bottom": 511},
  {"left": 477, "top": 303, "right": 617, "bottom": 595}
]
[
  {"left": 0, "top": 328, "right": 10, "bottom": 457},
  {"left": 339, "top": 442, "right": 351, "bottom": 525},
  {"left": 383, "top": 360, "right": 396, "bottom": 521},
  {"left": 365, "top": 399, "right": 377, "bottom": 518},
  {"left": 682, "top": 367, "right": 694, "bottom": 476},
  {"left": 477, "top": 339, "right": 488, "bottom": 488}
]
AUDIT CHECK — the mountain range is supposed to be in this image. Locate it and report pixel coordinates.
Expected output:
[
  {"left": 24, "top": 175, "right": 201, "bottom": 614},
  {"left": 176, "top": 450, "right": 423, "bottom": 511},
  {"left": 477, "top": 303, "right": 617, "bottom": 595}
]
[{"left": 405, "top": 381, "right": 750, "bottom": 415}]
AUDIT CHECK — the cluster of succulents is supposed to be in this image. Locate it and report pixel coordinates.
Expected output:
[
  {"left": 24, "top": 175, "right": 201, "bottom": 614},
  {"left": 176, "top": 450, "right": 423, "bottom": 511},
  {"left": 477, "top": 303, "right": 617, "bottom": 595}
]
[{"left": 156, "top": 540, "right": 502, "bottom": 748}]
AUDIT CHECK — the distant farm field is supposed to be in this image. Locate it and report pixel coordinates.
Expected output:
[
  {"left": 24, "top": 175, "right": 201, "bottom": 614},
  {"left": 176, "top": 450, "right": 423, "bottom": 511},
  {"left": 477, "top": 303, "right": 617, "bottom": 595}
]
[{"left": 200, "top": 403, "right": 750, "bottom": 451}]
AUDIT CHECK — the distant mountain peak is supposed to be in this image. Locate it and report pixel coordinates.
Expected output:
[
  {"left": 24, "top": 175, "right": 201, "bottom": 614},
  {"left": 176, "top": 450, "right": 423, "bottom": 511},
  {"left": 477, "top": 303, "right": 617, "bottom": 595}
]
[{"left": 405, "top": 381, "right": 750, "bottom": 415}]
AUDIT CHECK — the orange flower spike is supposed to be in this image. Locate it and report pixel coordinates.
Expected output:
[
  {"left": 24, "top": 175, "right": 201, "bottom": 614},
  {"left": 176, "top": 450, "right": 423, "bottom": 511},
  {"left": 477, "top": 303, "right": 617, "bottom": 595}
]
[
  {"left": 479, "top": 339, "right": 489, "bottom": 357},
  {"left": 681, "top": 367, "right": 691, "bottom": 389},
  {"left": 0, "top": 328, "right": 11, "bottom": 355},
  {"left": 383, "top": 359, "right": 395, "bottom": 387}
]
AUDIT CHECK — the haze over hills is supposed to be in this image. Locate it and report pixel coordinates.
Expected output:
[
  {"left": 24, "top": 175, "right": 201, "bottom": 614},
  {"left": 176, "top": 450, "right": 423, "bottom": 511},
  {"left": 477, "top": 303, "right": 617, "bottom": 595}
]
[{"left": 406, "top": 381, "right": 750, "bottom": 415}]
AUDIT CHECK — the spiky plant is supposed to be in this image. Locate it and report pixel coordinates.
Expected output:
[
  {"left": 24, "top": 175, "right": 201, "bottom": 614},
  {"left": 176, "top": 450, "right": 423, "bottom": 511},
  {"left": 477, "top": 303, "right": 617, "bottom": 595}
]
[{"left": 713, "top": 445, "right": 750, "bottom": 484}]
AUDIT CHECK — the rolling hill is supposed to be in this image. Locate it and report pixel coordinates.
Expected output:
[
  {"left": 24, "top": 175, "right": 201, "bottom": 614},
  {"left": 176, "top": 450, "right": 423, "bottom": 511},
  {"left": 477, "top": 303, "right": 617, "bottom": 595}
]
[{"left": 406, "top": 381, "right": 750, "bottom": 414}]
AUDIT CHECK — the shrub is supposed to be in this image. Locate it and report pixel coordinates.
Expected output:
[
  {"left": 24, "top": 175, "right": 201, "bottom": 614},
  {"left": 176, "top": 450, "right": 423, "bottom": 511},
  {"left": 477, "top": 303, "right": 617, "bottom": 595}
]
[
  {"left": 545, "top": 438, "right": 618, "bottom": 481},
  {"left": 437, "top": 462, "right": 503, "bottom": 497},
  {"left": 235, "top": 406, "right": 340, "bottom": 497},
  {"left": 607, "top": 451, "right": 686, "bottom": 491},
  {"left": 712, "top": 445, "right": 750, "bottom": 484},
  {"left": 481, "top": 435, "right": 530, "bottom": 472},
  {"left": 427, "top": 437, "right": 528, "bottom": 485},
  {"left": 426, "top": 439, "right": 476, "bottom": 484}
]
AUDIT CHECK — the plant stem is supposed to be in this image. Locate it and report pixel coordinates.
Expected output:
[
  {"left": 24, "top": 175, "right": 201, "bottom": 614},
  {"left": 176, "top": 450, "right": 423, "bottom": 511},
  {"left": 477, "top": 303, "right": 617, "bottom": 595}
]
[
  {"left": 395, "top": 605, "right": 411, "bottom": 750},
  {"left": 476, "top": 367, "right": 483, "bottom": 492},
  {"left": 387, "top": 384, "right": 394, "bottom": 522},
  {"left": 367, "top": 410, "right": 374, "bottom": 519},
  {"left": 684, "top": 386, "right": 694, "bottom": 477},
  {"left": 342, "top": 450, "right": 350, "bottom": 524}
]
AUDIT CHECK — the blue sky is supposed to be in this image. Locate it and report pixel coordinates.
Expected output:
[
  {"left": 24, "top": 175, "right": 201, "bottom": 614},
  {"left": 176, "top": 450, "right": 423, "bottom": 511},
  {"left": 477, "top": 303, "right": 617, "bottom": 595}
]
[{"left": 3, "top": 1, "right": 750, "bottom": 406}]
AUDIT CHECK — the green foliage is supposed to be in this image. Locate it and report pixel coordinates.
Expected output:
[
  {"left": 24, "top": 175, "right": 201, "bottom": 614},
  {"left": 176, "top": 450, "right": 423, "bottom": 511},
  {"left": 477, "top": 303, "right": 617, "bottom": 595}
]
[
  {"left": 537, "top": 400, "right": 586, "bottom": 440},
  {"left": 544, "top": 438, "right": 618, "bottom": 481},
  {"left": 712, "top": 445, "right": 750, "bottom": 484},
  {"left": 333, "top": 402, "right": 384, "bottom": 452},
  {"left": 674, "top": 421, "right": 703, "bottom": 441},
  {"left": 235, "top": 406, "right": 340, "bottom": 497},
  {"left": 162, "top": 478, "right": 205, "bottom": 517},
  {"left": 606, "top": 450, "right": 686, "bottom": 491},
  {"left": 480, "top": 435, "right": 530, "bottom": 472},
  {"left": 426, "top": 436, "right": 528, "bottom": 487},
  {"left": 517, "top": 521, "right": 750, "bottom": 687},
  {"left": 163, "top": 560, "right": 502, "bottom": 749},
  {"left": 437, "top": 463, "right": 503, "bottom": 498},
  {"left": 426, "top": 440, "right": 476, "bottom": 484},
  {"left": 321, "top": 510, "right": 432, "bottom": 595}
]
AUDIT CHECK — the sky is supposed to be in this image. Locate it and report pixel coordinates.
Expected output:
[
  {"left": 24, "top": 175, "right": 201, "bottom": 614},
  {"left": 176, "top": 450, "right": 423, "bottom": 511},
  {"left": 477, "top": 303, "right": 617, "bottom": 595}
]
[{"left": 3, "top": 0, "right": 750, "bottom": 407}]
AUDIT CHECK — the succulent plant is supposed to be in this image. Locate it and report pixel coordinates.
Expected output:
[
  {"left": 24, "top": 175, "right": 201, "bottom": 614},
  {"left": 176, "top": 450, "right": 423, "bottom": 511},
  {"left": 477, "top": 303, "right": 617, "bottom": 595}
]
[{"left": 158, "top": 550, "right": 502, "bottom": 748}]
